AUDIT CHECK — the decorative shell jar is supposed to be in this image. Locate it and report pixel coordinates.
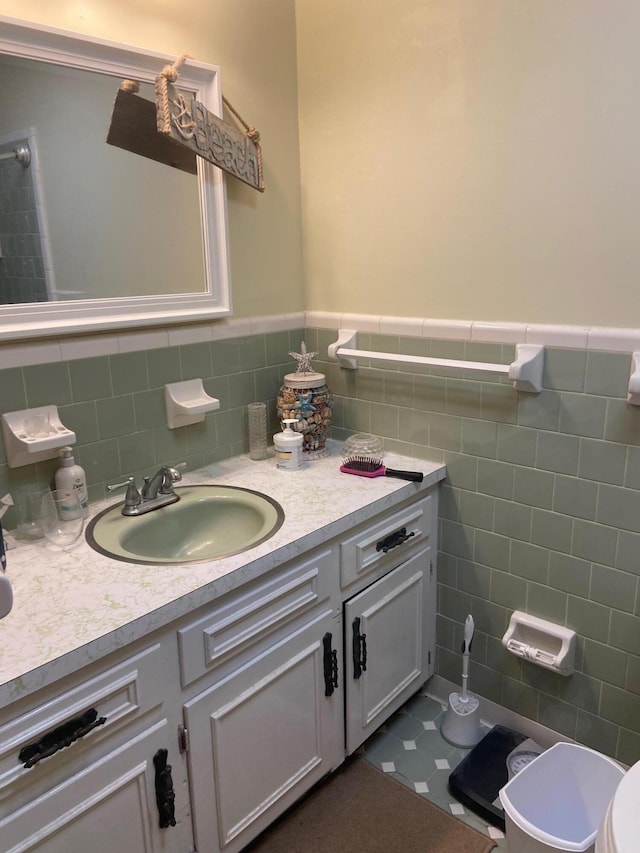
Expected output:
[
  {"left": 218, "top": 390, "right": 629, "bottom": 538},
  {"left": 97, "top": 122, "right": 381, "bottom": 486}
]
[{"left": 276, "top": 343, "right": 333, "bottom": 458}]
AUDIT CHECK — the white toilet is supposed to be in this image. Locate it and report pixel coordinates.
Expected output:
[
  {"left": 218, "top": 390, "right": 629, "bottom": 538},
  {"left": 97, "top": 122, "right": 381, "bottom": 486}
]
[{"left": 596, "top": 759, "right": 640, "bottom": 853}]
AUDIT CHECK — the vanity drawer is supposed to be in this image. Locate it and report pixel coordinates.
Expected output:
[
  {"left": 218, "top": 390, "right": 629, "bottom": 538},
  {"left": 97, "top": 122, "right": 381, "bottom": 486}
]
[
  {"left": 0, "top": 642, "right": 167, "bottom": 801},
  {"left": 340, "top": 494, "right": 433, "bottom": 591},
  {"left": 178, "top": 546, "right": 337, "bottom": 687}
]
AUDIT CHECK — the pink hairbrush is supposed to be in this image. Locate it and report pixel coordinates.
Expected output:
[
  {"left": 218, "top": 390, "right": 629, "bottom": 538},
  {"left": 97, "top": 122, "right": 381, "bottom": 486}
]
[{"left": 340, "top": 456, "right": 424, "bottom": 482}]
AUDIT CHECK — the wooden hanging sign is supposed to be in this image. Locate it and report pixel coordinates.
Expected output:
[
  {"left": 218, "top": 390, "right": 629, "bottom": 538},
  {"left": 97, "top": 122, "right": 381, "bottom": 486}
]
[
  {"left": 107, "top": 87, "right": 197, "bottom": 175},
  {"left": 155, "top": 63, "right": 264, "bottom": 192}
]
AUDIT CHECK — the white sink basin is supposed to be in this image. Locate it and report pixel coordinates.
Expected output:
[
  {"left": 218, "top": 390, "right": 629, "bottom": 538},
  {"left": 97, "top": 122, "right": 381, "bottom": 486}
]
[{"left": 86, "top": 485, "right": 285, "bottom": 564}]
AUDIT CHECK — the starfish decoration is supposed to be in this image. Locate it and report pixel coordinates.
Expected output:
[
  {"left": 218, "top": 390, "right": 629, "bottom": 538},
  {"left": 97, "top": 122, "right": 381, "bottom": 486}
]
[{"left": 289, "top": 341, "right": 318, "bottom": 374}]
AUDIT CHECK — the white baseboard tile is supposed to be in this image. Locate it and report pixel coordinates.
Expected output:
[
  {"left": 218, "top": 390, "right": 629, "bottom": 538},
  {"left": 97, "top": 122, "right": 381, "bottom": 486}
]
[
  {"left": 341, "top": 313, "right": 382, "bottom": 333},
  {"left": 0, "top": 338, "right": 63, "bottom": 368},
  {"left": 525, "top": 324, "right": 589, "bottom": 349},
  {"left": 167, "top": 323, "right": 214, "bottom": 346},
  {"left": 116, "top": 327, "right": 170, "bottom": 353},
  {"left": 285, "top": 312, "right": 306, "bottom": 330},
  {"left": 307, "top": 312, "right": 640, "bottom": 355},
  {"left": 4, "top": 310, "right": 640, "bottom": 369},
  {"left": 210, "top": 317, "right": 252, "bottom": 340},
  {"left": 471, "top": 322, "right": 527, "bottom": 344},
  {"left": 587, "top": 326, "right": 640, "bottom": 352},
  {"left": 379, "top": 316, "right": 425, "bottom": 337},
  {"left": 421, "top": 319, "right": 473, "bottom": 340},
  {"left": 304, "top": 310, "right": 342, "bottom": 330},
  {"left": 60, "top": 333, "right": 119, "bottom": 360},
  {"left": 249, "top": 314, "right": 287, "bottom": 335}
]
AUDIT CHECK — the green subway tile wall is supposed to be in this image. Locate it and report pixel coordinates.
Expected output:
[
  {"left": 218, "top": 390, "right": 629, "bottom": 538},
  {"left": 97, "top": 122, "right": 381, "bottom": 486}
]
[
  {"left": 0, "top": 328, "right": 305, "bottom": 520},
  {"left": 307, "top": 326, "right": 640, "bottom": 766},
  {"left": 4, "top": 323, "right": 640, "bottom": 765}
]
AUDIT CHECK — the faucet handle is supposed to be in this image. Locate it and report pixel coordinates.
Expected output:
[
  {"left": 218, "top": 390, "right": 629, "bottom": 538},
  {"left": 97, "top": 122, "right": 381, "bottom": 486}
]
[{"left": 106, "top": 476, "right": 141, "bottom": 508}]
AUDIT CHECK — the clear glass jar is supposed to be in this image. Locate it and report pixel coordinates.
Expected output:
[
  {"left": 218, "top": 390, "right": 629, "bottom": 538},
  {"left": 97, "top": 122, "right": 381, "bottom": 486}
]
[{"left": 276, "top": 371, "right": 333, "bottom": 458}]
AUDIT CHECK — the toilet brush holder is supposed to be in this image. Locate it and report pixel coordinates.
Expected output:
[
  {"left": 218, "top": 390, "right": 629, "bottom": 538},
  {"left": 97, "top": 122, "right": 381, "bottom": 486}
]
[
  {"left": 440, "top": 692, "right": 482, "bottom": 748},
  {"left": 440, "top": 613, "right": 483, "bottom": 748}
]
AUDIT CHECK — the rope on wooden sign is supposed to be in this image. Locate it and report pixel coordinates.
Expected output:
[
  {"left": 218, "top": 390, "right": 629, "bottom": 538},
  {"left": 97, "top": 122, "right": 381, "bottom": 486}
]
[
  {"left": 156, "top": 53, "right": 193, "bottom": 134},
  {"left": 222, "top": 95, "right": 264, "bottom": 191},
  {"left": 120, "top": 79, "right": 140, "bottom": 93}
]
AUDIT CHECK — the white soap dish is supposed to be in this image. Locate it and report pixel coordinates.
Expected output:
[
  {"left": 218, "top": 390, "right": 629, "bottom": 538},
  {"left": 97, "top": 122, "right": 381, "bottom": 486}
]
[
  {"left": 502, "top": 611, "right": 576, "bottom": 676},
  {"left": 165, "top": 379, "right": 220, "bottom": 429},
  {"left": 0, "top": 405, "right": 76, "bottom": 468}
]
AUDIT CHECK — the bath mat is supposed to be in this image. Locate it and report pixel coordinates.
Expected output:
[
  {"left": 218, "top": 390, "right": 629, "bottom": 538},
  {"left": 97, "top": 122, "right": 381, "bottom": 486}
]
[{"left": 245, "top": 757, "right": 496, "bottom": 853}]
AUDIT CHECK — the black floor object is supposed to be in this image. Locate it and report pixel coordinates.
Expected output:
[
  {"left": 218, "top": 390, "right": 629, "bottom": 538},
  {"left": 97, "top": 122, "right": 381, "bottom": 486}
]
[{"left": 447, "top": 725, "right": 532, "bottom": 831}]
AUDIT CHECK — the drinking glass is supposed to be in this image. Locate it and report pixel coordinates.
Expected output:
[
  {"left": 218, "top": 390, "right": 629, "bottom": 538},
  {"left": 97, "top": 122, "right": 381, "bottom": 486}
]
[
  {"left": 39, "top": 489, "right": 85, "bottom": 549},
  {"left": 248, "top": 402, "right": 269, "bottom": 460},
  {"left": 15, "top": 491, "right": 45, "bottom": 541},
  {"left": 24, "top": 413, "right": 51, "bottom": 438}
]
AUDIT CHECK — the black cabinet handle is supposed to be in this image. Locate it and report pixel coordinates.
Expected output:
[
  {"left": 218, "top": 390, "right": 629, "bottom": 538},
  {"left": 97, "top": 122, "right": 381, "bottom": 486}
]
[
  {"left": 352, "top": 616, "right": 367, "bottom": 679},
  {"left": 153, "top": 748, "right": 177, "bottom": 828},
  {"left": 18, "top": 708, "right": 107, "bottom": 769},
  {"left": 376, "top": 526, "right": 415, "bottom": 554},
  {"left": 323, "top": 632, "right": 339, "bottom": 697}
]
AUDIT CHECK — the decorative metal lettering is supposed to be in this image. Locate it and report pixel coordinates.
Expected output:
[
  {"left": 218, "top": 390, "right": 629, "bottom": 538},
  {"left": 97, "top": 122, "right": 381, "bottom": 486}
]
[{"left": 157, "top": 82, "right": 263, "bottom": 192}]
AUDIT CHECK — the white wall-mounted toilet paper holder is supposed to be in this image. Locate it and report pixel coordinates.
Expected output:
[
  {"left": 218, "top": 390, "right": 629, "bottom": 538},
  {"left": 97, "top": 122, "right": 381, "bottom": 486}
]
[{"left": 502, "top": 611, "right": 576, "bottom": 675}]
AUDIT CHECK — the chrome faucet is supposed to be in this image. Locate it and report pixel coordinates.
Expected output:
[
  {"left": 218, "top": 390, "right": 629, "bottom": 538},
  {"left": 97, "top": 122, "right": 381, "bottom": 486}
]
[
  {"left": 142, "top": 464, "right": 184, "bottom": 501},
  {"left": 107, "top": 463, "right": 186, "bottom": 516}
]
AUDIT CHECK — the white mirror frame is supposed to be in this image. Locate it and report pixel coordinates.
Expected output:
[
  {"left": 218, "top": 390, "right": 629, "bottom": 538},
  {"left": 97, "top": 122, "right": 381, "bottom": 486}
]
[{"left": 0, "top": 15, "right": 231, "bottom": 341}]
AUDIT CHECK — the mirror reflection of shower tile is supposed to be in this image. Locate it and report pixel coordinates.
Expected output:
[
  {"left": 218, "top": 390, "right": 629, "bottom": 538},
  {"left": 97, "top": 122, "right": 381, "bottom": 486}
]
[{"left": 0, "top": 130, "right": 52, "bottom": 305}]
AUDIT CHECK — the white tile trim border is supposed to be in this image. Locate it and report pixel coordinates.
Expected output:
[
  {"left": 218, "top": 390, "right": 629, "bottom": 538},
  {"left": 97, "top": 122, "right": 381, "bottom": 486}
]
[
  {"left": 0, "top": 313, "right": 306, "bottom": 366},
  {"left": 1, "top": 309, "right": 639, "bottom": 366},
  {"left": 306, "top": 311, "right": 640, "bottom": 353}
]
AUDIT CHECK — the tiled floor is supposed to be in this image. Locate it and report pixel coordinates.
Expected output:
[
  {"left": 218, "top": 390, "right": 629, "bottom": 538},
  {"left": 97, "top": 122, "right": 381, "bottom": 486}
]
[{"left": 360, "top": 689, "right": 508, "bottom": 850}]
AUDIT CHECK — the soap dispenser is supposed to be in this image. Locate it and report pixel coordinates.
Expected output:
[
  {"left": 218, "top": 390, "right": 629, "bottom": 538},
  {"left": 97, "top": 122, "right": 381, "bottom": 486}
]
[
  {"left": 273, "top": 419, "right": 303, "bottom": 470},
  {"left": 55, "top": 446, "right": 89, "bottom": 517}
]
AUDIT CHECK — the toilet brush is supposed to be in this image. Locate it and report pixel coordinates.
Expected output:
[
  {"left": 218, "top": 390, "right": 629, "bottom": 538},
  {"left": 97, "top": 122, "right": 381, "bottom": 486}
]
[{"left": 440, "top": 614, "right": 483, "bottom": 748}]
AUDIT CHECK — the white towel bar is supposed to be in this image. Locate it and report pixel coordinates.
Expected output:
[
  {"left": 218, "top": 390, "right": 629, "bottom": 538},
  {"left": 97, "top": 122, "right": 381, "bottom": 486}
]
[{"left": 328, "top": 330, "right": 544, "bottom": 393}]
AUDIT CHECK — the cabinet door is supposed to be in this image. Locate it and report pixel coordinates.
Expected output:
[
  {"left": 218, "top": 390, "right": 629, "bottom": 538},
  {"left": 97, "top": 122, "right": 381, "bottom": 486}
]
[
  {"left": 184, "top": 610, "right": 343, "bottom": 853},
  {"left": 0, "top": 720, "right": 190, "bottom": 853},
  {"left": 345, "top": 545, "right": 433, "bottom": 754}
]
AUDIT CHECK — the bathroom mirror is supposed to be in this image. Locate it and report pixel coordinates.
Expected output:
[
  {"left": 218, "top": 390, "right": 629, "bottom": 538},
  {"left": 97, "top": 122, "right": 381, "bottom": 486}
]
[{"left": 0, "top": 16, "right": 231, "bottom": 341}]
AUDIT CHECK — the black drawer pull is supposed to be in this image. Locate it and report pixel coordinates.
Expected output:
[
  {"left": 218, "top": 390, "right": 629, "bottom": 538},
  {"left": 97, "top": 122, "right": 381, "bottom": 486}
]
[
  {"left": 376, "top": 526, "right": 415, "bottom": 554},
  {"left": 154, "top": 748, "right": 177, "bottom": 828},
  {"left": 18, "top": 708, "right": 107, "bottom": 769}
]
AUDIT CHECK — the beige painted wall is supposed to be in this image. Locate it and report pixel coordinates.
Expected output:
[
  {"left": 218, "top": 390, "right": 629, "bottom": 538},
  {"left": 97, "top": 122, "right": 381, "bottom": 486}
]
[
  {"left": 296, "top": 0, "right": 640, "bottom": 327},
  {"left": 0, "top": 0, "right": 304, "bottom": 317},
  {"left": 6, "top": 2, "right": 640, "bottom": 328}
]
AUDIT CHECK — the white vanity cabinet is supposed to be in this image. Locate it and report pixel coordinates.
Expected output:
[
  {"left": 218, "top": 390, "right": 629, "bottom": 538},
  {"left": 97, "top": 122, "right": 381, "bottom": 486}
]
[
  {"left": 0, "top": 639, "right": 192, "bottom": 853},
  {"left": 0, "top": 722, "right": 178, "bottom": 853},
  {"left": 178, "top": 546, "right": 344, "bottom": 853},
  {"left": 0, "top": 482, "right": 439, "bottom": 853},
  {"left": 340, "top": 494, "right": 436, "bottom": 754},
  {"left": 344, "top": 546, "right": 433, "bottom": 753},
  {"left": 178, "top": 491, "right": 436, "bottom": 853},
  {"left": 184, "top": 610, "right": 344, "bottom": 853}
]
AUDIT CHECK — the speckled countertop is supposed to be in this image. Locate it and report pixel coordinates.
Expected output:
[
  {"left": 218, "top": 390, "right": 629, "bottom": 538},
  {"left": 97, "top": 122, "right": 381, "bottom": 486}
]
[{"left": 0, "top": 443, "right": 445, "bottom": 709}]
